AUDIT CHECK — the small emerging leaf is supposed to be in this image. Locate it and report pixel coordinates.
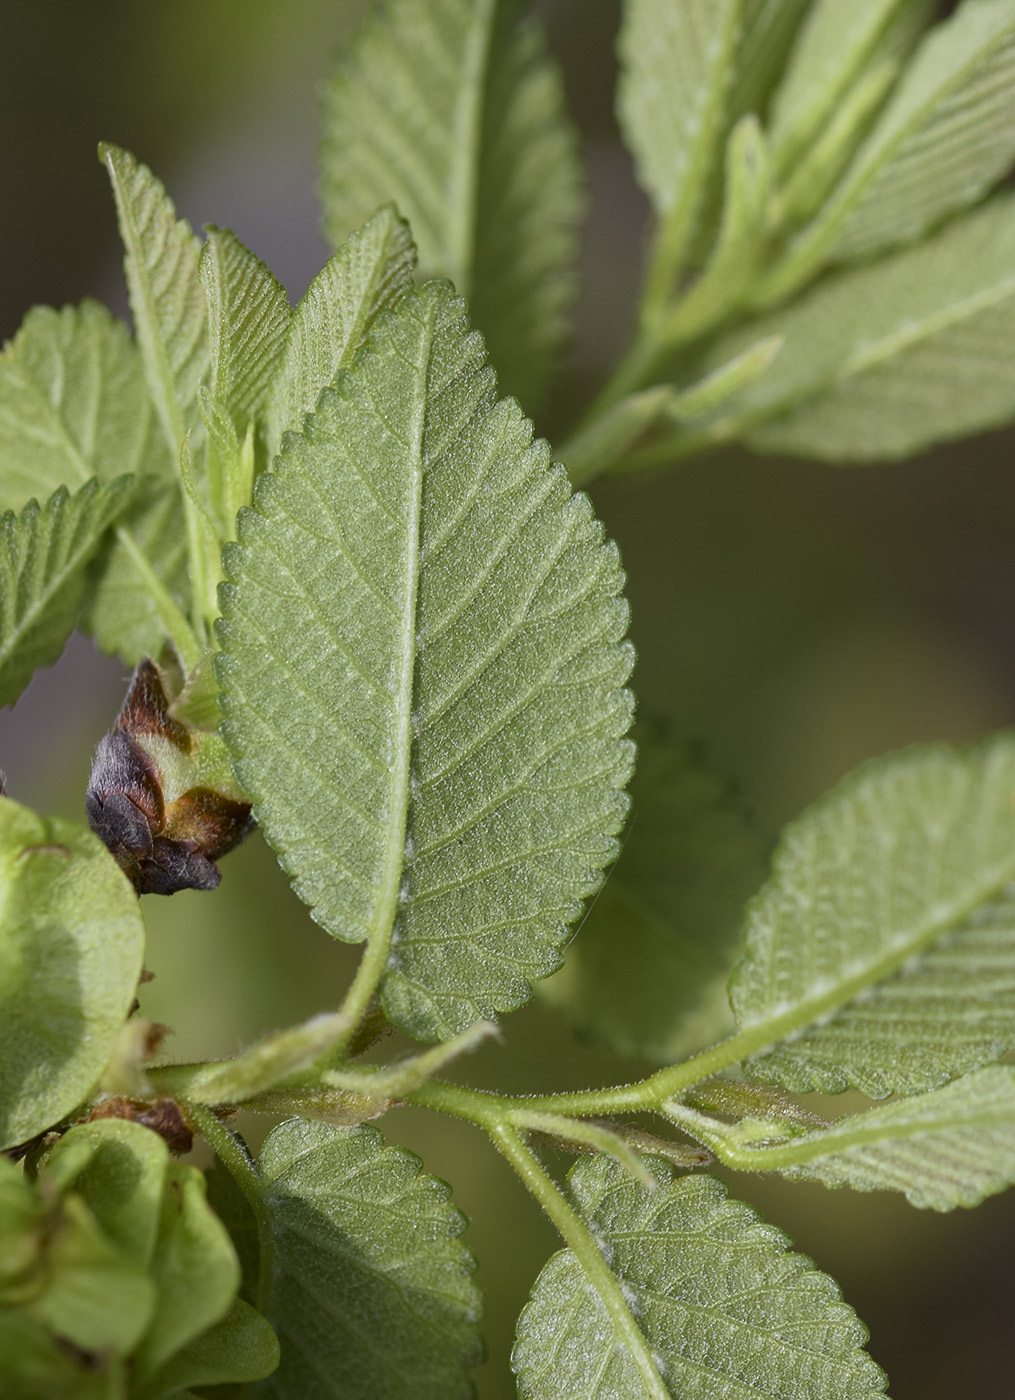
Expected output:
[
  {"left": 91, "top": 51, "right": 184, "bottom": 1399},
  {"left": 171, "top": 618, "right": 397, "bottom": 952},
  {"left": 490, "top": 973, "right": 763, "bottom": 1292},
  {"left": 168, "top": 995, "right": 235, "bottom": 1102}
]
[
  {"left": 199, "top": 226, "right": 291, "bottom": 441},
  {"left": 689, "top": 194, "right": 1015, "bottom": 462},
  {"left": 760, "top": 0, "right": 1015, "bottom": 301},
  {"left": 513, "top": 1155, "right": 886, "bottom": 1399},
  {"left": 254, "top": 1118, "right": 481, "bottom": 1399},
  {"left": 0, "top": 477, "right": 134, "bottom": 707},
  {"left": 264, "top": 205, "right": 416, "bottom": 465},
  {"left": 767, "top": 0, "right": 931, "bottom": 174}
]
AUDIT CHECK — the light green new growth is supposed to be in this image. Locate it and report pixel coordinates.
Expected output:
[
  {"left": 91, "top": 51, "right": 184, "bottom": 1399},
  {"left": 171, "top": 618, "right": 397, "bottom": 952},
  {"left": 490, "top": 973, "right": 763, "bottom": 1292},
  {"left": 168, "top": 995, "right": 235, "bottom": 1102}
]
[
  {"left": 513, "top": 1156, "right": 886, "bottom": 1400},
  {"left": 617, "top": 0, "right": 743, "bottom": 309},
  {"left": 0, "top": 799, "right": 145, "bottom": 1150},
  {"left": 199, "top": 226, "right": 291, "bottom": 441},
  {"left": 730, "top": 733, "right": 1015, "bottom": 1096},
  {"left": 674, "top": 194, "right": 1015, "bottom": 463},
  {"left": 0, "top": 477, "right": 134, "bottom": 706},
  {"left": 217, "top": 281, "right": 633, "bottom": 1042},
  {"left": 319, "top": 0, "right": 583, "bottom": 408},
  {"left": 759, "top": 0, "right": 1015, "bottom": 301},
  {"left": 255, "top": 1119, "right": 481, "bottom": 1399}
]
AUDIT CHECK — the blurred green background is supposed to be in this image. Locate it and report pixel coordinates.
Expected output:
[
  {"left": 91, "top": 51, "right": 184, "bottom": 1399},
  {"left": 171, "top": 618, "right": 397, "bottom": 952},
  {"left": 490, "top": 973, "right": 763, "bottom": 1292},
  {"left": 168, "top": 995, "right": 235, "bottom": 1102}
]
[{"left": 3, "top": 2, "right": 1015, "bottom": 1395}]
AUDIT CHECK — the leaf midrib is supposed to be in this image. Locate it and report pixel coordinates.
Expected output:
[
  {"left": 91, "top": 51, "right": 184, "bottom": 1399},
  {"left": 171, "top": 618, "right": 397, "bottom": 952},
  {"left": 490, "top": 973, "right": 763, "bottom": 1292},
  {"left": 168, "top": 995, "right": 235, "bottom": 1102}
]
[{"left": 446, "top": 0, "right": 498, "bottom": 299}]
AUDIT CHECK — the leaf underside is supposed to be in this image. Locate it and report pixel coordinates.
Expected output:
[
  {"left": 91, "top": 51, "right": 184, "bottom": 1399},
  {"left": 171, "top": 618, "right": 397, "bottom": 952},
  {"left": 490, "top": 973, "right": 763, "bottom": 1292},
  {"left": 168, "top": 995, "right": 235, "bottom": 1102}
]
[
  {"left": 217, "top": 281, "right": 633, "bottom": 1041},
  {"left": 513, "top": 1156, "right": 886, "bottom": 1400},
  {"left": 777, "top": 1064, "right": 1015, "bottom": 1210},
  {"left": 254, "top": 1119, "right": 481, "bottom": 1399},
  {"left": 731, "top": 733, "right": 1015, "bottom": 1097}
]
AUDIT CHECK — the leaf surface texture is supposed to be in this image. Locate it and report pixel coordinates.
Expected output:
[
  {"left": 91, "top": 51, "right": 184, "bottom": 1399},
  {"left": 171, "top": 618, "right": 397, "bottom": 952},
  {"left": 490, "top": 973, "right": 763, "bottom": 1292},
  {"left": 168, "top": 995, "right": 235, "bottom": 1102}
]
[
  {"left": 513, "top": 1155, "right": 886, "bottom": 1399},
  {"left": 254, "top": 1118, "right": 480, "bottom": 1399},
  {"left": 730, "top": 733, "right": 1015, "bottom": 1095},
  {"left": 218, "top": 282, "right": 633, "bottom": 1040}
]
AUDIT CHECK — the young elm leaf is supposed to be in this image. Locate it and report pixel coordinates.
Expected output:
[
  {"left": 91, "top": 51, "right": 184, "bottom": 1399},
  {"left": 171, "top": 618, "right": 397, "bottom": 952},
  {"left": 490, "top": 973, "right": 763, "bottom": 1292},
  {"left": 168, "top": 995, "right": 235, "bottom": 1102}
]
[{"left": 217, "top": 281, "right": 633, "bottom": 1041}]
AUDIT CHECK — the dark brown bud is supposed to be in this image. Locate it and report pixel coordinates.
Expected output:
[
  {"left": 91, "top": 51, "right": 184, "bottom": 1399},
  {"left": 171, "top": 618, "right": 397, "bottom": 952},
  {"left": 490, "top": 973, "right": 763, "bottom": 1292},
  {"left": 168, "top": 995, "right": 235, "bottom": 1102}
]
[
  {"left": 87, "top": 1096, "right": 194, "bottom": 1155},
  {"left": 86, "top": 659, "right": 253, "bottom": 895}
]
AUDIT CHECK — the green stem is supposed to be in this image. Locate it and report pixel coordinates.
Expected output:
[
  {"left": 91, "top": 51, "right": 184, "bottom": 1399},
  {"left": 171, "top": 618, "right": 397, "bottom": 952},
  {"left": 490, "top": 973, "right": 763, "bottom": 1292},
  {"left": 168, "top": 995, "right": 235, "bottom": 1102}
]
[
  {"left": 489, "top": 1123, "right": 670, "bottom": 1400},
  {"left": 188, "top": 1103, "right": 274, "bottom": 1312}
]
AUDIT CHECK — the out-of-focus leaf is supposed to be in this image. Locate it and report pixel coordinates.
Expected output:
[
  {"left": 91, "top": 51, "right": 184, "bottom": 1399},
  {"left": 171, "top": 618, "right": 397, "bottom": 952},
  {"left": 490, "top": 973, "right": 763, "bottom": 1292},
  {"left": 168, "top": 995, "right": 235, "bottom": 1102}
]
[
  {"left": 513, "top": 1155, "right": 886, "bottom": 1399},
  {"left": 542, "top": 729, "right": 770, "bottom": 1061},
  {"left": 760, "top": 0, "right": 1015, "bottom": 301},
  {"left": 0, "top": 298, "right": 190, "bottom": 663},
  {"left": 768, "top": 0, "right": 932, "bottom": 173},
  {"left": 685, "top": 195, "right": 1015, "bottom": 463},
  {"left": 217, "top": 283, "right": 633, "bottom": 1040},
  {"left": 0, "top": 799, "right": 145, "bottom": 1150},
  {"left": 319, "top": 0, "right": 583, "bottom": 407},
  {"left": 0, "top": 478, "right": 134, "bottom": 706},
  {"left": 253, "top": 1118, "right": 481, "bottom": 1399}
]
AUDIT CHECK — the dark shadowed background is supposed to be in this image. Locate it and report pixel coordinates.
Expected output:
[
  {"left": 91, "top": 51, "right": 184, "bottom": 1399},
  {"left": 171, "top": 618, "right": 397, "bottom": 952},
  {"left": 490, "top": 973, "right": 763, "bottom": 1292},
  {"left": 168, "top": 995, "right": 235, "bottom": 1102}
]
[{"left": 2, "top": 3, "right": 1014, "bottom": 1395}]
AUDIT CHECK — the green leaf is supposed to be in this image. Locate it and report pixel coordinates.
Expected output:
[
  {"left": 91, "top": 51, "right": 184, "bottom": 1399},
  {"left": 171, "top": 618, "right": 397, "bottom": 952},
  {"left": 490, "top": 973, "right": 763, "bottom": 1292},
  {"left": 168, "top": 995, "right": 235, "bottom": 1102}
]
[
  {"left": 617, "top": 0, "right": 743, "bottom": 298},
  {"left": 0, "top": 477, "right": 134, "bottom": 706},
  {"left": 542, "top": 731, "right": 770, "bottom": 1062},
  {"left": 654, "top": 114, "right": 771, "bottom": 346},
  {"left": 140, "top": 1297, "right": 279, "bottom": 1400},
  {"left": 319, "top": 0, "right": 583, "bottom": 408},
  {"left": 254, "top": 1118, "right": 481, "bottom": 1399},
  {"left": 131, "top": 1163, "right": 241, "bottom": 1386},
  {"left": 0, "top": 302, "right": 170, "bottom": 510},
  {"left": 760, "top": 0, "right": 1015, "bottom": 302},
  {"left": 199, "top": 226, "right": 291, "bottom": 441},
  {"left": 513, "top": 1155, "right": 886, "bottom": 1400},
  {"left": 45, "top": 1117, "right": 169, "bottom": 1269},
  {"left": 217, "top": 282, "right": 633, "bottom": 1040},
  {"left": 0, "top": 297, "right": 191, "bottom": 665},
  {"left": 730, "top": 733, "right": 1015, "bottom": 1097},
  {"left": 684, "top": 1065, "right": 1015, "bottom": 1211},
  {"left": 264, "top": 205, "right": 416, "bottom": 466},
  {"left": 685, "top": 194, "right": 1015, "bottom": 463},
  {"left": 0, "top": 798, "right": 145, "bottom": 1149},
  {"left": 99, "top": 142, "right": 209, "bottom": 456},
  {"left": 85, "top": 477, "right": 191, "bottom": 665},
  {"left": 767, "top": 0, "right": 930, "bottom": 174}
]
